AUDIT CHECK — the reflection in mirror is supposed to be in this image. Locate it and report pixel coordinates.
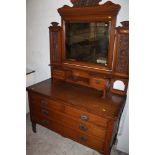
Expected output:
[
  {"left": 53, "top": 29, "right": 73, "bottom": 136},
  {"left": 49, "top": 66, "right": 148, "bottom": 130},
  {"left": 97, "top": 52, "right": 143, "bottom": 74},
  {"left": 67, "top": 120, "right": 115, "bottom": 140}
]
[{"left": 65, "top": 21, "right": 111, "bottom": 65}]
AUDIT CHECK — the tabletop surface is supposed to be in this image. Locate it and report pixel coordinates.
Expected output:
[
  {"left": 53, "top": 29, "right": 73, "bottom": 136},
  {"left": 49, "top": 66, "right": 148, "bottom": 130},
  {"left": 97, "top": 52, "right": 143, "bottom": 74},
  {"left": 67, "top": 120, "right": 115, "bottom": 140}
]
[{"left": 27, "top": 78, "right": 126, "bottom": 120}]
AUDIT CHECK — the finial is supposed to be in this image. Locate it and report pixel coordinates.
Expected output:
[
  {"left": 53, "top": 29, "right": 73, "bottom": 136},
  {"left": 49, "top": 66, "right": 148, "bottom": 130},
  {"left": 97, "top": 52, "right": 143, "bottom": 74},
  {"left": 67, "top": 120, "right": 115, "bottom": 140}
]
[{"left": 51, "top": 22, "right": 59, "bottom": 27}]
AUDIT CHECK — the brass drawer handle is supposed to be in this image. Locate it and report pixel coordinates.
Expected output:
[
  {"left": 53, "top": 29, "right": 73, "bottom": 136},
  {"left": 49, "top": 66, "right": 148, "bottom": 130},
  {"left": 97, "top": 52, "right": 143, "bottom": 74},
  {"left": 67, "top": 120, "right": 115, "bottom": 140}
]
[
  {"left": 41, "top": 109, "right": 49, "bottom": 115},
  {"left": 41, "top": 120, "right": 49, "bottom": 126},
  {"left": 79, "top": 124, "right": 88, "bottom": 131},
  {"left": 95, "top": 80, "right": 100, "bottom": 84},
  {"left": 79, "top": 136, "right": 87, "bottom": 142},
  {"left": 40, "top": 100, "right": 48, "bottom": 107},
  {"left": 80, "top": 115, "right": 89, "bottom": 121}
]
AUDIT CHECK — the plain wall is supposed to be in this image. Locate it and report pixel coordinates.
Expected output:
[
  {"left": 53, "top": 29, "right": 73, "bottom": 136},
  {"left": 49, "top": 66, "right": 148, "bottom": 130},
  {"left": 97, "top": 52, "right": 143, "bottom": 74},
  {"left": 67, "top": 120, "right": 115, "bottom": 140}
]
[
  {"left": 26, "top": 0, "right": 129, "bottom": 153},
  {"left": 117, "top": 91, "right": 129, "bottom": 153}
]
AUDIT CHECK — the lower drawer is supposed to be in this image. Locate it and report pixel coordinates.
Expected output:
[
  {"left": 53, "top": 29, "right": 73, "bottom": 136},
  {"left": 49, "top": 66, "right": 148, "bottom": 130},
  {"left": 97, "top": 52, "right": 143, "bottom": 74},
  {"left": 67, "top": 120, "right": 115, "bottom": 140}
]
[
  {"left": 31, "top": 114, "right": 104, "bottom": 153},
  {"left": 31, "top": 103, "right": 106, "bottom": 140}
]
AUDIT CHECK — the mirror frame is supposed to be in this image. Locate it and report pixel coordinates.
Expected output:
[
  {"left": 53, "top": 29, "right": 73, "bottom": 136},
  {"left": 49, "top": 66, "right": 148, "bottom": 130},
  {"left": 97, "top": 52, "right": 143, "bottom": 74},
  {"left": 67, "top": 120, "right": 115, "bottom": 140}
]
[{"left": 58, "top": 1, "right": 121, "bottom": 73}]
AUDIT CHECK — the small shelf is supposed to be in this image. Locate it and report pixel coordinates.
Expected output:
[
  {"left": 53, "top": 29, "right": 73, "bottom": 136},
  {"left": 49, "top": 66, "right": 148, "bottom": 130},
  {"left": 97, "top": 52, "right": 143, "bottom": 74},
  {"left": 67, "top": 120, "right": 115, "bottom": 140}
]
[{"left": 66, "top": 76, "right": 90, "bottom": 87}]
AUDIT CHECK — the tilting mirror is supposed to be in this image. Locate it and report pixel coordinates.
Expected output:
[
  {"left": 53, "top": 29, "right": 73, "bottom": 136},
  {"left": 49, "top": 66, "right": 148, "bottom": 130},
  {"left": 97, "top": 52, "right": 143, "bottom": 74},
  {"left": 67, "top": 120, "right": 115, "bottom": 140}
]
[{"left": 65, "top": 21, "right": 111, "bottom": 65}]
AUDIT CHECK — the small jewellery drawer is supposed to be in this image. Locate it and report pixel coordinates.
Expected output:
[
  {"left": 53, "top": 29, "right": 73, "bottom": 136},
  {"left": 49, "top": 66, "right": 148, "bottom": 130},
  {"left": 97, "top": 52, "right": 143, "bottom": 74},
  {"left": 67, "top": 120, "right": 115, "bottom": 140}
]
[
  {"left": 90, "top": 77, "right": 108, "bottom": 90},
  {"left": 52, "top": 69, "right": 65, "bottom": 80},
  {"left": 30, "top": 104, "right": 106, "bottom": 140},
  {"left": 31, "top": 114, "right": 104, "bottom": 152}
]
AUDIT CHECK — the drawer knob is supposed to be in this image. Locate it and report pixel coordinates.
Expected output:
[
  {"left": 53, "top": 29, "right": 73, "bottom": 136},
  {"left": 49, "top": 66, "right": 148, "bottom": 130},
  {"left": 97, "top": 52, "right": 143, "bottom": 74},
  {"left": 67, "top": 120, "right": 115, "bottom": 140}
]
[
  {"left": 80, "top": 115, "right": 89, "bottom": 121},
  {"left": 41, "top": 109, "right": 49, "bottom": 115},
  {"left": 95, "top": 80, "right": 100, "bottom": 84},
  {"left": 79, "top": 124, "right": 88, "bottom": 131},
  {"left": 41, "top": 120, "right": 49, "bottom": 126},
  {"left": 79, "top": 136, "right": 87, "bottom": 142},
  {"left": 40, "top": 100, "right": 48, "bottom": 106}
]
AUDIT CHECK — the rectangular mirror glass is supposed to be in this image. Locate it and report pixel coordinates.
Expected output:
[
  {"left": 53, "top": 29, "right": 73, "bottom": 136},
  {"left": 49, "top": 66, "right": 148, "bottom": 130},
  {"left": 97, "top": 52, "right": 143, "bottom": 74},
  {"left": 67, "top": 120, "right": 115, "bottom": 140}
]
[{"left": 65, "top": 21, "right": 111, "bottom": 65}]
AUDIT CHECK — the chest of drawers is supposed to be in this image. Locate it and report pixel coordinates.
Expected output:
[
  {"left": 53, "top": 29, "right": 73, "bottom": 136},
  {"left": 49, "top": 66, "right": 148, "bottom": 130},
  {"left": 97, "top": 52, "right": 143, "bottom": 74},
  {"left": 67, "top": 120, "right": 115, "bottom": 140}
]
[{"left": 27, "top": 79, "right": 126, "bottom": 155}]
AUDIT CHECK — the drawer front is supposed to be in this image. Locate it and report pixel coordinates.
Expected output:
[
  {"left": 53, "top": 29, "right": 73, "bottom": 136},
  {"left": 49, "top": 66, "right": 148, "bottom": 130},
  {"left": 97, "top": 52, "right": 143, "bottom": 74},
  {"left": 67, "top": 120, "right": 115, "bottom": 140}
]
[
  {"left": 65, "top": 106, "right": 107, "bottom": 128},
  {"left": 31, "top": 113, "right": 104, "bottom": 153},
  {"left": 31, "top": 103, "right": 106, "bottom": 140},
  {"left": 52, "top": 69, "right": 65, "bottom": 80},
  {"left": 30, "top": 93, "right": 108, "bottom": 128},
  {"left": 30, "top": 93, "right": 65, "bottom": 112},
  {"left": 90, "top": 77, "right": 107, "bottom": 90},
  {"left": 72, "top": 70, "right": 90, "bottom": 78}
]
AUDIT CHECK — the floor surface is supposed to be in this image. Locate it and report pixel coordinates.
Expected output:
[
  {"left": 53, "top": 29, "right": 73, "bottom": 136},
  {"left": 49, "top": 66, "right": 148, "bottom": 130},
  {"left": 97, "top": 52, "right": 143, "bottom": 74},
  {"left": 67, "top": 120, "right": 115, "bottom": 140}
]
[{"left": 26, "top": 114, "right": 128, "bottom": 155}]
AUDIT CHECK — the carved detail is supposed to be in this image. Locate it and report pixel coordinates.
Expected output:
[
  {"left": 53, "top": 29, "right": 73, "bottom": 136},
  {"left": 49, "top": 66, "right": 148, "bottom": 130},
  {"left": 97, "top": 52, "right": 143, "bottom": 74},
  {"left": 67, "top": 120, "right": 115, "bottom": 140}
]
[
  {"left": 102, "top": 1, "right": 118, "bottom": 6},
  {"left": 51, "top": 22, "right": 59, "bottom": 27},
  {"left": 70, "top": 0, "right": 102, "bottom": 7},
  {"left": 121, "top": 21, "right": 129, "bottom": 28},
  {"left": 117, "top": 21, "right": 129, "bottom": 29},
  {"left": 58, "top": 1, "right": 121, "bottom": 16},
  {"left": 70, "top": 0, "right": 119, "bottom": 7},
  {"left": 62, "top": 5, "right": 70, "bottom": 8},
  {"left": 52, "top": 32, "right": 58, "bottom": 61},
  {"left": 49, "top": 21, "right": 61, "bottom": 64},
  {"left": 116, "top": 34, "right": 129, "bottom": 74}
]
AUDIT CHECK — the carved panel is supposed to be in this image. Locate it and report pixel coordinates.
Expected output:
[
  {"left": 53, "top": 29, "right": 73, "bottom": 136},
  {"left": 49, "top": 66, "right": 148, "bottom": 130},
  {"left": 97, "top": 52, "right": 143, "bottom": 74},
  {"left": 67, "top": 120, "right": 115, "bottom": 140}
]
[
  {"left": 49, "top": 22, "right": 61, "bottom": 65},
  {"left": 120, "top": 21, "right": 129, "bottom": 28},
  {"left": 52, "top": 32, "right": 58, "bottom": 61},
  {"left": 58, "top": 1, "right": 121, "bottom": 18},
  {"left": 70, "top": 0, "right": 102, "bottom": 7},
  {"left": 116, "top": 34, "right": 129, "bottom": 74}
]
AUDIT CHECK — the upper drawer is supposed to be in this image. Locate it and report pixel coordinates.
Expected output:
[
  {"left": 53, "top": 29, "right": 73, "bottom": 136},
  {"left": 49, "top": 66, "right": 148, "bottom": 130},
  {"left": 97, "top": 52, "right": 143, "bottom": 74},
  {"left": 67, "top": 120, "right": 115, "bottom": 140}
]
[
  {"left": 29, "top": 92, "right": 108, "bottom": 128},
  {"left": 30, "top": 93, "right": 65, "bottom": 112}
]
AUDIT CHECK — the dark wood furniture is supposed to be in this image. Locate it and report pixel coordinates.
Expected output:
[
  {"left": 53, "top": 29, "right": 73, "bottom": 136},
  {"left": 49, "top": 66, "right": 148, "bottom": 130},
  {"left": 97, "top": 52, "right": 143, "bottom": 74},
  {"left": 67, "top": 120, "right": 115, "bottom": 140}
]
[
  {"left": 27, "top": 1, "right": 129, "bottom": 155},
  {"left": 27, "top": 79, "right": 126, "bottom": 155}
]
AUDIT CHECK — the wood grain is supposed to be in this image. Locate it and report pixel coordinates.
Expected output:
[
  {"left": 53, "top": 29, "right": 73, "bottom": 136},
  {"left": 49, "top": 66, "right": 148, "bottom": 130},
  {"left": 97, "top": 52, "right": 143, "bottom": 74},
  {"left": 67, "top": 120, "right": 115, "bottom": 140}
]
[{"left": 27, "top": 79, "right": 126, "bottom": 155}]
